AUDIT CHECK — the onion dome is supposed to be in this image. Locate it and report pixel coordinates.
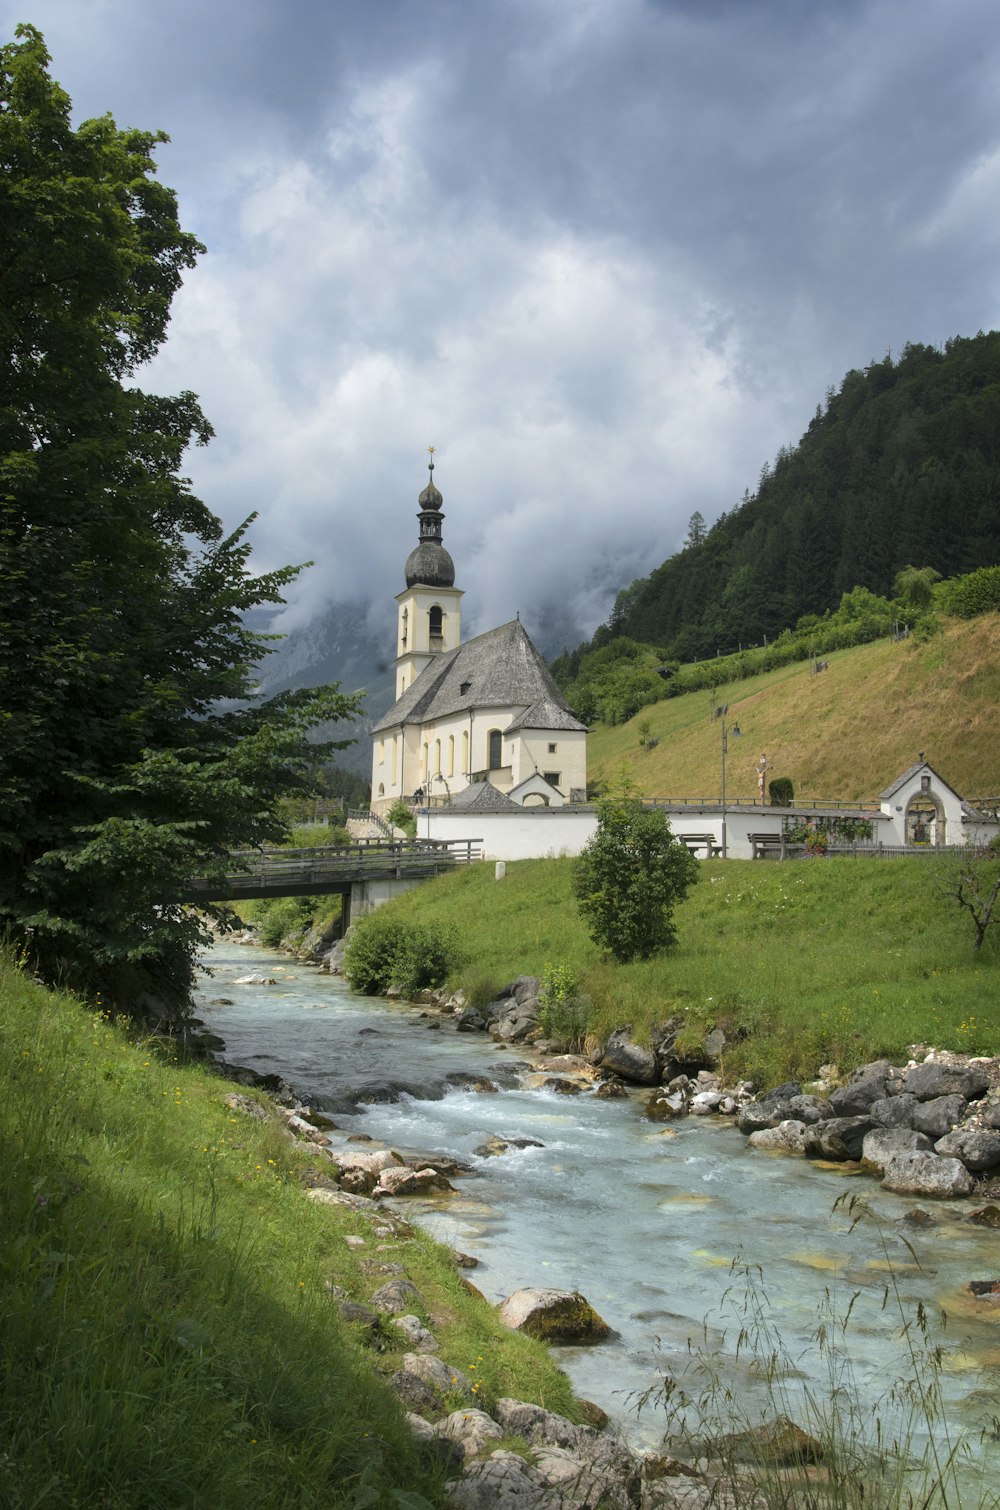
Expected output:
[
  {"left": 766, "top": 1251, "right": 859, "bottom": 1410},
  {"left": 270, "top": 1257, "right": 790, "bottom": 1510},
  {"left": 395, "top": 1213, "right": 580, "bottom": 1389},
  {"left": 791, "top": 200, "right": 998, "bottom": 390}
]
[{"left": 405, "top": 457, "right": 455, "bottom": 587}]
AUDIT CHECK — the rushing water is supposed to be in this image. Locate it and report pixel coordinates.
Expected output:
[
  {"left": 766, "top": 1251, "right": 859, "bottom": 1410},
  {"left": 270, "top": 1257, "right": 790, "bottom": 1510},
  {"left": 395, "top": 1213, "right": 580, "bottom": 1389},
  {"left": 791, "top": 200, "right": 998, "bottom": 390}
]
[{"left": 196, "top": 940, "right": 1000, "bottom": 1468}]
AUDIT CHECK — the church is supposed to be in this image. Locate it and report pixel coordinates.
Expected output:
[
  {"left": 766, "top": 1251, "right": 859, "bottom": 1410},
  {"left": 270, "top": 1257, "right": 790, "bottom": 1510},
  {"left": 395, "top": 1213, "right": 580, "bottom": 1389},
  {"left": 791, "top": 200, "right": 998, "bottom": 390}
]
[{"left": 370, "top": 462, "right": 588, "bottom": 815}]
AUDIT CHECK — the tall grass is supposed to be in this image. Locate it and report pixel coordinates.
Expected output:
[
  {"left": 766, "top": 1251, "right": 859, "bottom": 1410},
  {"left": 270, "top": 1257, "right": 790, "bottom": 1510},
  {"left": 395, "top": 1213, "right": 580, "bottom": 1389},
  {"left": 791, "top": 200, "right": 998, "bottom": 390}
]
[
  {"left": 640, "top": 1196, "right": 1000, "bottom": 1508},
  {"left": 378, "top": 855, "right": 999, "bottom": 1085},
  {"left": 0, "top": 954, "right": 574, "bottom": 1508}
]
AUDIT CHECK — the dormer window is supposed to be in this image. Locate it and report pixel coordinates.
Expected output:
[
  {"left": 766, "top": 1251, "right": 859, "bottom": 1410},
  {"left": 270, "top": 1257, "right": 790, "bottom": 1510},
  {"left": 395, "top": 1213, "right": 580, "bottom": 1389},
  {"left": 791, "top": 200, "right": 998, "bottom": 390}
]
[{"left": 460, "top": 681, "right": 471, "bottom": 696}]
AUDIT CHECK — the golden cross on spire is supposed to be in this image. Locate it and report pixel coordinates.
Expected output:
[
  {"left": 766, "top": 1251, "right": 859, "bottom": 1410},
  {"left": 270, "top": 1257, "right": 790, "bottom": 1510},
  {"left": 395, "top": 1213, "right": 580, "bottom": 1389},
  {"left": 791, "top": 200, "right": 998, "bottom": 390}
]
[{"left": 427, "top": 445, "right": 436, "bottom": 459}]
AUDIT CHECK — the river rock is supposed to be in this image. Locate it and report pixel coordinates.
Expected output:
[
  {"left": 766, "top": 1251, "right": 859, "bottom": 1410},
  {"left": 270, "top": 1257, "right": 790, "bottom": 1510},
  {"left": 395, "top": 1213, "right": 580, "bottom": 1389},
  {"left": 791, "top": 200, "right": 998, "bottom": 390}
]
[
  {"left": 493, "top": 1399, "right": 637, "bottom": 1483},
  {"left": 233, "top": 974, "right": 277, "bottom": 985},
  {"left": 223, "top": 1092, "right": 269, "bottom": 1121},
  {"left": 934, "top": 1129, "right": 1000, "bottom": 1171},
  {"left": 690, "top": 1089, "right": 725, "bottom": 1115},
  {"left": 392, "top": 1314, "right": 439, "bottom": 1352},
  {"left": 541, "top": 1077, "right": 582, "bottom": 1095},
  {"left": 749, "top": 1119, "right": 807, "bottom": 1155},
  {"left": 445, "top": 1071, "right": 499, "bottom": 1093},
  {"left": 497, "top": 1288, "right": 611, "bottom": 1343},
  {"left": 530, "top": 1445, "right": 632, "bottom": 1509},
  {"left": 782, "top": 1094, "right": 834, "bottom": 1125},
  {"left": 401, "top": 1352, "right": 473, "bottom": 1400},
  {"left": 374, "top": 1166, "right": 455, "bottom": 1198},
  {"left": 369, "top": 1278, "right": 422, "bottom": 1314},
  {"left": 860, "top": 1127, "right": 933, "bottom": 1173},
  {"left": 904, "top": 1061, "right": 989, "bottom": 1102},
  {"left": 599, "top": 1028, "right": 660, "bottom": 1086},
  {"left": 474, "top": 1135, "right": 544, "bottom": 1158},
  {"left": 444, "top": 1451, "right": 550, "bottom": 1508},
  {"left": 436, "top": 1409, "right": 506, "bottom": 1461},
  {"left": 881, "top": 1150, "right": 974, "bottom": 1198},
  {"left": 828, "top": 1064, "right": 892, "bottom": 1117},
  {"left": 803, "top": 1115, "right": 877, "bottom": 1161},
  {"left": 911, "top": 1094, "right": 968, "bottom": 1138},
  {"left": 595, "top": 1079, "right": 630, "bottom": 1099},
  {"left": 965, "top": 1205, "right": 1000, "bottom": 1228},
  {"left": 710, "top": 1415, "right": 824, "bottom": 1466},
  {"left": 646, "top": 1089, "right": 687, "bottom": 1120},
  {"left": 455, "top": 1007, "right": 488, "bottom": 1032},
  {"left": 869, "top": 1092, "right": 918, "bottom": 1128}
]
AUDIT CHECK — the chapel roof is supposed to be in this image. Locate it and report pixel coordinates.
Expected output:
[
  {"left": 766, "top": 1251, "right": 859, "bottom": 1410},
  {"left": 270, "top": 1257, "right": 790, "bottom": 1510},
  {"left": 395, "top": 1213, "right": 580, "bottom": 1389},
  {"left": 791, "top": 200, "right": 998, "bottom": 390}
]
[
  {"left": 442, "top": 781, "right": 521, "bottom": 811},
  {"left": 371, "top": 618, "right": 588, "bottom": 735},
  {"left": 879, "top": 758, "right": 958, "bottom": 803}
]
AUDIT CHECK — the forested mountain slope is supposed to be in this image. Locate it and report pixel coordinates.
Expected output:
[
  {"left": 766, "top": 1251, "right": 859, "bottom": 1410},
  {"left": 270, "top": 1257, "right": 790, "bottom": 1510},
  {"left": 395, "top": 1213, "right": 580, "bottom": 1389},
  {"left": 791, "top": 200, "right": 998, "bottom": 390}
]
[{"left": 605, "top": 333, "right": 1000, "bottom": 659}]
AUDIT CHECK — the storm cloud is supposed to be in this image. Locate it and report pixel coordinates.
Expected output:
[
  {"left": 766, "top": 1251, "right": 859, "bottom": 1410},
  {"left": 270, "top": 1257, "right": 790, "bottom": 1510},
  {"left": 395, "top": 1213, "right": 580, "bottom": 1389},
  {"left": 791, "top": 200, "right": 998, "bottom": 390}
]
[{"left": 8, "top": 0, "right": 1000, "bottom": 647}]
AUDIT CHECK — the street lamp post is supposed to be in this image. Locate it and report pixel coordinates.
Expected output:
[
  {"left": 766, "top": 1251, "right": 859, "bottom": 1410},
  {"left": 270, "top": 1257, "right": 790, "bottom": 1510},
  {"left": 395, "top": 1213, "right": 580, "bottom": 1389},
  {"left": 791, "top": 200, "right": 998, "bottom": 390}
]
[
  {"left": 715, "top": 705, "right": 741, "bottom": 859},
  {"left": 427, "top": 772, "right": 451, "bottom": 840}
]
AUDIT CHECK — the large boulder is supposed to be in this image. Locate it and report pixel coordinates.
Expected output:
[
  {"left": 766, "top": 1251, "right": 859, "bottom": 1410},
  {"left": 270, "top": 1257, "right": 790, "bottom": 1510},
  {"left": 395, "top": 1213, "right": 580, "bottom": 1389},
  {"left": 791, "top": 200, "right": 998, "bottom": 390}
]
[
  {"left": 497, "top": 1288, "right": 611, "bottom": 1343},
  {"left": 935, "top": 1129, "right": 1000, "bottom": 1172},
  {"left": 904, "top": 1062, "right": 990, "bottom": 1102},
  {"left": 599, "top": 1028, "right": 660, "bottom": 1085},
  {"left": 828, "top": 1063, "right": 892, "bottom": 1117},
  {"left": 882, "top": 1151, "right": 974, "bottom": 1198},
  {"left": 860, "top": 1127, "right": 933, "bottom": 1174},
  {"left": 911, "top": 1095, "right": 968, "bottom": 1138},
  {"left": 803, "top": 1116, "right": 878, "bottom": 1161},
  {"left": 749, "top": 1120, "right": 808, "bottom": 1155},
  {"left": 870, "top": 1092, "right": 918, "bottom": 1128},
  {"left": 374, "top": 1166, "right": 454, "bottom": 1198}
]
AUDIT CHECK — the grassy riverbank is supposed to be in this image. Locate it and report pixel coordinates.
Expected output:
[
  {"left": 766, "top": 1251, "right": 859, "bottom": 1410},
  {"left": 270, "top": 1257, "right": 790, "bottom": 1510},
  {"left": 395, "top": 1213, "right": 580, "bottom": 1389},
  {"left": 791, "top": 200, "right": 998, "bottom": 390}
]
[
  {"left": 0, "top": 954, "right": 576, "bottom": 1509},
  {"left": 374, "top": 855, "right": 999, "bottom": 1086}
]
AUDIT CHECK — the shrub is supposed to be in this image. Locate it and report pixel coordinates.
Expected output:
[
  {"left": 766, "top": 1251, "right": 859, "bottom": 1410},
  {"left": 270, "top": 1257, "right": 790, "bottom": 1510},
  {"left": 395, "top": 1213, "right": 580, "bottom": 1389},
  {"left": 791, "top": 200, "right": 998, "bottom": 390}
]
[
  {"left": 538, "top": 962, "right": 589, "bottom": 1049},
  {"left": 385, "top": 798, "right": 416, "bottom": 838},
  {"left": 768, "top": 777, "right": 794, "bottom": 807},
  {"left": 573, "top": 796, "right": 699, "bottom": 962},
  {"left": 937, "top": 564, "right": 1000, "bottom": 619},
  {"left": 344, "top": 911, "right": 458, "bottom": 995}
]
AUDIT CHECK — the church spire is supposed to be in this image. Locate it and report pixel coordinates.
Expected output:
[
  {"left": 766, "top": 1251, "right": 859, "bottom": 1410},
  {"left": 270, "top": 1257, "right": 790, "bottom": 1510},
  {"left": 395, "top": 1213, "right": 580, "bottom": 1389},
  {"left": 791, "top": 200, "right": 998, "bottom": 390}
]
[{"left": 406, "top": 449, "right": 454, "bottom": 588}]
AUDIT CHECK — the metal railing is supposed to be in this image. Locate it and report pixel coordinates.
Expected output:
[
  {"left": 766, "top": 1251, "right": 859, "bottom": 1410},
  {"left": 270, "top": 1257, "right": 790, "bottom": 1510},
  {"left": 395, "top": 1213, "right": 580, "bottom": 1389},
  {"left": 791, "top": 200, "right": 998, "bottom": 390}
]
[
  {"left": 186, "top": 838, "right": 481, "bottom": 900},
  {"left": 639, "top": 795, "right": 882, "bottom": 814}
]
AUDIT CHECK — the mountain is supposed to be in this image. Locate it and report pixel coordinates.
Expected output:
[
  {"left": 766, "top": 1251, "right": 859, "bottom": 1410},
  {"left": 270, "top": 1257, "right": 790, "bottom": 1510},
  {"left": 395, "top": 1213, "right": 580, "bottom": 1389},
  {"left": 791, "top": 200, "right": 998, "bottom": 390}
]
[{"left": 600, "top": 332, "right": 1000, "bottom": 660}]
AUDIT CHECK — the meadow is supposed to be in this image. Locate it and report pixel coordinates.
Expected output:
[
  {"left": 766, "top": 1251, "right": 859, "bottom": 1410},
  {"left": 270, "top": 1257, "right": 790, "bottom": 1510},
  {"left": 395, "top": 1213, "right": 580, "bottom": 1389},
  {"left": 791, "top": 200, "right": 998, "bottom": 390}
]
[{"left": 373, "top": 853, "right": 1000, "bottom": 1086}]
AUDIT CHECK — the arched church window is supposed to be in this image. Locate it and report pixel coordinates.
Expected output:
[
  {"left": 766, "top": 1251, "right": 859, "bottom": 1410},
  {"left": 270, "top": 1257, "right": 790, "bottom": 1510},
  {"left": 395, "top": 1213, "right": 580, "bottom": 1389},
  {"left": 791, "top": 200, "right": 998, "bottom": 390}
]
[
  {"left": 447, "top": 735, "right": 455, "bottom": 776},
  {"left": 428, "top": 604, "right": 443, "bottom": 646},
  {"left": 435, "top": 739, "right": 441, "bottom": 774},
  {"left": 488, "top": 729, "right": 502, "bottom": 770},
  {"left": 462, "top": 730, "right": 469, "bottom": 774}
]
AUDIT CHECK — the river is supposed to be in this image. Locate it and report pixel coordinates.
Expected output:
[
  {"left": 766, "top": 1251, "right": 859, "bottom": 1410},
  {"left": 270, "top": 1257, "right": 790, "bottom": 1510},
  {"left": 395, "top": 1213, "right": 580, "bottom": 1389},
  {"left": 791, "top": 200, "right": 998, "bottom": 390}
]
[{"left": 196, "top": 939, "right": 1000, "bottom": 1474}]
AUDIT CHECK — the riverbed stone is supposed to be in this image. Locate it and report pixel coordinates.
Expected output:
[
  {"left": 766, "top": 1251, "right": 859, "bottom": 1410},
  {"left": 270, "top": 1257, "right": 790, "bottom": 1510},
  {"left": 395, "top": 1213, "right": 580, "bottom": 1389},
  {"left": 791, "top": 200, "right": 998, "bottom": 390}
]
[
  {"left": 497, "top": 1288, "right": 611, "bottom": 1343},
  {"left": 828, "top": 1065, "right": 891, "bottom": 1117},
  {"left": 595, "top": 1079, "right": 630, "bottom": 1099},
  {"left": 904, "top": 1061, "right": 989, "bottom": 1102},
  {"left": 965, "top": 1205, "right": 1000, "bottom": 1228},
  {"left": 782, "top": 1094, "right": 834, "bottom": 1125},
  {"left": 690, "top": 1090, "right": 725, "bottom": 1115},
  {"left": 934, "top": 1129, "right": 1000, "bottom": 1171},
  {"left": 869, "top": 1092, "right": 918, "bottom": 1128},
  {"left": 910, "top": 1094, "right": 968, "bottom": 1138},
  {"left": 860, "top": 1127, "right": 933, "bottom": 1173},
  {"left": 803, "top": 1115, "right": 877, "bottom": 1161},
  {"left": 881, "top": 1150, "right": 974, "bottom": 1198},
  {"left": 444, "top": 1452, "right": 550, "bottom": 1508},
  {"left": 710, "top": 1415, "right": 825, "bottom": 1466},
  {"left": 474, "top": 1135, "right": 544, "bottom": 1158},
  {"left": 374, "top": 1166, "right": 455, "bottom": 1198},
  {"left": 599, "top": 1028, "right": 660, "bottom": 1085},
  {"left": 646, "top": 1089, "right": 687, "bottom": 1120},
  {"left": 748, "top": 1119, "right": 808, "bottom": 1155}
]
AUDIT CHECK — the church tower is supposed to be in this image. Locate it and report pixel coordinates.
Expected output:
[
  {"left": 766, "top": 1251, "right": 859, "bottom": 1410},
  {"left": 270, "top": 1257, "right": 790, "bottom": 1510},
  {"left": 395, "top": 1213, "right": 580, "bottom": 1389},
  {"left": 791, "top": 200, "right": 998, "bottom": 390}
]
[{"left": 393, "top": 456, "right": 463, "bottom": 698}]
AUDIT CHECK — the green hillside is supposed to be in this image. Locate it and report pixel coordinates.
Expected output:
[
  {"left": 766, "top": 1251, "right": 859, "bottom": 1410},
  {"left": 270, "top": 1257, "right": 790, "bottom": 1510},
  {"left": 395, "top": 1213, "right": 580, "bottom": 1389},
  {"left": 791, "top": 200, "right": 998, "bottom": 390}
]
[{"left": 586, "top": 613, "right": 1000, "bottom": 802}]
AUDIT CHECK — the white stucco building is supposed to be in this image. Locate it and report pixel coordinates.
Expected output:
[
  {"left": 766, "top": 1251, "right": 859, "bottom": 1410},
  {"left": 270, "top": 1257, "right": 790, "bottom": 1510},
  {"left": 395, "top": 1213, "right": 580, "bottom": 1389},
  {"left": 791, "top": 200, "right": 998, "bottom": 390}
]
[{"left": 370, "top": 464, "right": 587, "bottom": 815}]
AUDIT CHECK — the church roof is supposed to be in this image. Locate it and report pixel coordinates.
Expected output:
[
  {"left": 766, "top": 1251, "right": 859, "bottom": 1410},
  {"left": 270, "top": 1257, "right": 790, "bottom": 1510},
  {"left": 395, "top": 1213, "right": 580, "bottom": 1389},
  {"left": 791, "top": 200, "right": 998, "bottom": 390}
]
[
  {"left": 371, "top": 618, "right": 587, "bottom": 735},
  {"left": 504, "top": 698, "right": 587, "bottom": 734}
]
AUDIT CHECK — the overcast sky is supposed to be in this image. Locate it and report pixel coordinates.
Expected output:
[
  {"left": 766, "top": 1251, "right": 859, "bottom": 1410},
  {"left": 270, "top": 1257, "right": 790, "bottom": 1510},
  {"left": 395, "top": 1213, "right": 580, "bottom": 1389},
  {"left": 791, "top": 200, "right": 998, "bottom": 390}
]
[{"left": 7, "top": 0, "right": 1000, "bottom": 649}]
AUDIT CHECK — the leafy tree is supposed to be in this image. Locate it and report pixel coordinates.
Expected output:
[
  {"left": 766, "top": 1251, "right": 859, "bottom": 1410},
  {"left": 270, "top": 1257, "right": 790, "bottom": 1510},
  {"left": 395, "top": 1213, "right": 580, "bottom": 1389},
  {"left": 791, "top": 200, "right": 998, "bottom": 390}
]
[
  {"left": 573, "top": 794, "right": 698, "bottom": 962},
  {"left": 0, "top": 27, "right": 360, "bottom": 1012},
  {"left": 894, "top": 564, "right": 942, "bottom": 611}
]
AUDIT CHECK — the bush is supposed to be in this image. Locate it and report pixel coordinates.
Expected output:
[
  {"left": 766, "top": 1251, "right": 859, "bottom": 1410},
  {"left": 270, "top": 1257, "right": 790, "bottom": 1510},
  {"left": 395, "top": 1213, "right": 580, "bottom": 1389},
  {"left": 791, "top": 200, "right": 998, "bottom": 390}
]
[
  {"left": 344, "top": 911, "right": 458, "bottom": 995},
  {"left": 538, "top": 962, "right": 589, "bottom": 1049},
  {"left": 768, "top": 777, "right": 794, "bottom": 807},
  {"left": 573, "top": 796, "right": 699, "bottom": 962},
  {"left": 937, "top": 564, "right": 1000, "bottom": 619},
  {"left": 385, "top": 798, "right": 416, "bottom": 838}
]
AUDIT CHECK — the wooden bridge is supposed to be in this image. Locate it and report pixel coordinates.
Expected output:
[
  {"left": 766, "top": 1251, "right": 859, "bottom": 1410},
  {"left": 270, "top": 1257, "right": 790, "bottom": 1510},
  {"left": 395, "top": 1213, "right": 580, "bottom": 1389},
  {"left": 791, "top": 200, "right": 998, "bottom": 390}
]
[{"left": 185, "top": 838, "right": 481, "bottom": 904}]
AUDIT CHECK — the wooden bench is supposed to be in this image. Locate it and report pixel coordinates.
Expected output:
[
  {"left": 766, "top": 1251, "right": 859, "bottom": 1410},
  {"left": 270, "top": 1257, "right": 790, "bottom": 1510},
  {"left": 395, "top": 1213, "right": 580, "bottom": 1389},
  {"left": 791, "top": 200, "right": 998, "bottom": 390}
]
[
  {"left": 676, "top": 833, "right": 723, "bottom": 858},
  {"left": 748, "top": 832, "right": 785, "bottom": 860}
]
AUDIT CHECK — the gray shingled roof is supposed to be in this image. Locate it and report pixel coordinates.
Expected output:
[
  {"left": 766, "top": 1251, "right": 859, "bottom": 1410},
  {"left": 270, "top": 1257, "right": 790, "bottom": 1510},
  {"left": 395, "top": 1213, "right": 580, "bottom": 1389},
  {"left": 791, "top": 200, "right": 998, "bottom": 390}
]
[
  {"left": 443, "top": 780, "right": 521, "bottom": 811},
  {"left": 371, "top": 619, "right": 587, "bottom": 734},
  {"left": 504, "top": 698, "right": 586, "bottom": 734},
  {"left": 879, "top": 760, "right": 958, "bottom": 803}
]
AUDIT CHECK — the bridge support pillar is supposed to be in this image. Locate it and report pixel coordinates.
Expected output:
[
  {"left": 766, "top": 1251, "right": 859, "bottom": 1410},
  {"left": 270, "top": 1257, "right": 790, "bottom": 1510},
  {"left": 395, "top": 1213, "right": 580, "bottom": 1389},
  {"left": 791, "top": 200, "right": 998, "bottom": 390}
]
[{"left": 346, "top": 876, "right": 425, "bottom": 931}]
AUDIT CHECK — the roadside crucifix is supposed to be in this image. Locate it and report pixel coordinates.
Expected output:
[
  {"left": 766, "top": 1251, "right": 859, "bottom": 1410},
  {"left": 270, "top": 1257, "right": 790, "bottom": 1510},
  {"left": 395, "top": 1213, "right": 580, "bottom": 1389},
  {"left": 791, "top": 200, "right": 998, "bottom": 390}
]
[{"left": 756, "top": 752, "right": 770, "bottom": 804}]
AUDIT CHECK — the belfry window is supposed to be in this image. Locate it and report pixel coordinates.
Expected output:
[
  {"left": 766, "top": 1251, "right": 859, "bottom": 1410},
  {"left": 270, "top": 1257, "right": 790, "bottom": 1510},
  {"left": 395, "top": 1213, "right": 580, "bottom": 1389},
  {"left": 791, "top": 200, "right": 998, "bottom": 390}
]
[{"left": 428, "top": 605, "right": 443, "bottom": 645}]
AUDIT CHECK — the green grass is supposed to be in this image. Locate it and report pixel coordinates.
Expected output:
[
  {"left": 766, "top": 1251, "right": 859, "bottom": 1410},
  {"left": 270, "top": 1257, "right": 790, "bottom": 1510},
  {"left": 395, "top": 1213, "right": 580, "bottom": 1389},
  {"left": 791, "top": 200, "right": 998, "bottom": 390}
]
[
  {"left": 374, "top": 854, "right": 1000, "bottom": 1086},
  {"left": 0, "top": 956, "right": 576, "bottom": 1509}
]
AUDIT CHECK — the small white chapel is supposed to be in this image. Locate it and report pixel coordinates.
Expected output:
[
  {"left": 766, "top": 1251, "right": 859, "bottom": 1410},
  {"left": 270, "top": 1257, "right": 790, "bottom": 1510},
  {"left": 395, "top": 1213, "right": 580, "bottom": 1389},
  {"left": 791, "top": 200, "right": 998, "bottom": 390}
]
[{"left": 370, "top": 461, "right": 588, "bottom": 816}]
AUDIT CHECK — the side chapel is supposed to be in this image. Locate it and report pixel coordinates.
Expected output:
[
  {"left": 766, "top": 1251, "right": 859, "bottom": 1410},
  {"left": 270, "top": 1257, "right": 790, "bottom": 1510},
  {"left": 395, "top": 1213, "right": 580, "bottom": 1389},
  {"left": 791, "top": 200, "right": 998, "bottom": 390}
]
[{"left": 370, "top": 462, "right": 587, "bottom": 815}]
